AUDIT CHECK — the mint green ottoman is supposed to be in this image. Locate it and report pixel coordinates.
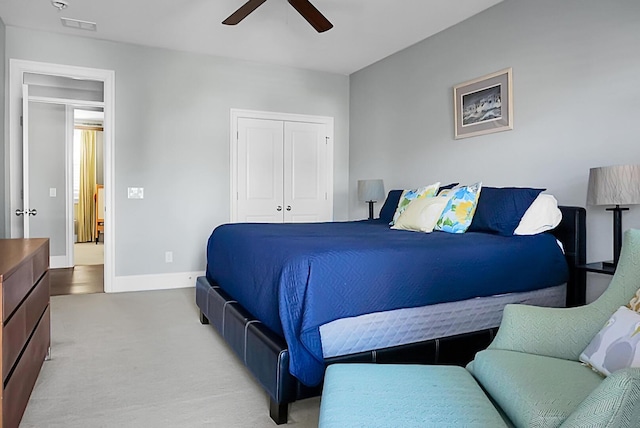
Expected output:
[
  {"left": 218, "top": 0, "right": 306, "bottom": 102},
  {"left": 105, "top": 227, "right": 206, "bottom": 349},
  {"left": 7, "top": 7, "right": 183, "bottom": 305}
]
[{"left": 319, "top": 364, "right": 508, "bottom": 427}]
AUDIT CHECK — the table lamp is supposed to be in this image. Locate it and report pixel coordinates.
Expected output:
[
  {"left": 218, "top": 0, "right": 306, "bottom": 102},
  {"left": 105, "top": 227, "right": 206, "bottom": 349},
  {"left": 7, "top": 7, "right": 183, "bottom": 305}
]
[
  {"left": 358, "top": 179, "right": 385, "bottom": 220},
  {"left": 587, "top": 164, "right": 640, "bottom": 267}
]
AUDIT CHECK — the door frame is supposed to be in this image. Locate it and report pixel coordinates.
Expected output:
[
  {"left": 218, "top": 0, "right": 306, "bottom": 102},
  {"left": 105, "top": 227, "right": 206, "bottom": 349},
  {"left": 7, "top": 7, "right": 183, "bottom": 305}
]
[
  {"left": 7, "top": 59, "right": 116, "bottom": 293},
  {"left": 229, "top": 109, "right": 334, "bottom": 222}
]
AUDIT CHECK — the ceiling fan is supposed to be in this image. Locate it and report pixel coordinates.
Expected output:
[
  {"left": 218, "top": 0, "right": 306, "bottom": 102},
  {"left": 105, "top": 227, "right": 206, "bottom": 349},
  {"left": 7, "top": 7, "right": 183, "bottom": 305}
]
[{"left": 223, "top": 0, "right": 333, "bottom": 33}]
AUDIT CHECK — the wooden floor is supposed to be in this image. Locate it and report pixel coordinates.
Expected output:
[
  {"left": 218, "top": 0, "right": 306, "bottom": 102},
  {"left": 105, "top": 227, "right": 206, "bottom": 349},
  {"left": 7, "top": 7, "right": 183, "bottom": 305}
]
[{"left": 50, "top": 265, "right": 104, "bottom": 296}]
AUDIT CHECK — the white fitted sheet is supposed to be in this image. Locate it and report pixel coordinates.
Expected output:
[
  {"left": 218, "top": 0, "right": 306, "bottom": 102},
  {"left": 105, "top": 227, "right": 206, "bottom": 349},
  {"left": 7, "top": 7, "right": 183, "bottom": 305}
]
[{"left": 320, "top": 284, "right": 566, "bottom": 358}]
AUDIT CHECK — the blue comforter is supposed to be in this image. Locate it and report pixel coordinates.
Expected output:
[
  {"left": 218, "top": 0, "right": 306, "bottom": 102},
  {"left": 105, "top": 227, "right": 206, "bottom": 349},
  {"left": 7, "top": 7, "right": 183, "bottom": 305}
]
[{"left": 206, "top": 220, "right": 568, "bottom": 386}]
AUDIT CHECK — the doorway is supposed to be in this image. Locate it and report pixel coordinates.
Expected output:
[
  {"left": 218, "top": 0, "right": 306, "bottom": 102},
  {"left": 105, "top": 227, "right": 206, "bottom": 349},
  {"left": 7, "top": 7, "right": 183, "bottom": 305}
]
[
  {"left": 8, "top": 59, "right": 115, "bottom": 292},
  {"left": 59, "top": 108, "right": 105, "bottom": 295}
]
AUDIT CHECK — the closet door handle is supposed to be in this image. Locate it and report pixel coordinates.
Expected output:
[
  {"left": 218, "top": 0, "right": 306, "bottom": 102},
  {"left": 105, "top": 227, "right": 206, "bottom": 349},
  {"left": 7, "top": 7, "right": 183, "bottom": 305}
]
[
  {"left": 277, "top": 206, "right": 282, "bottom": 211},
  {"left": 286, "top": 206, "right": 292, "bottom": 211}
]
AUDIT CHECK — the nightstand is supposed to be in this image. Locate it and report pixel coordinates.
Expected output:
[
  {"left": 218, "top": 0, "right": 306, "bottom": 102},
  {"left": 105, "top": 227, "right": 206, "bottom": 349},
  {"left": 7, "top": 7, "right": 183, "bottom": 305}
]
[
  {"left": 573, "top": 262, "right": 615, "bottom": 306},
  {"left": 576, "top": 262, "right": 616, "bottom": 276}
]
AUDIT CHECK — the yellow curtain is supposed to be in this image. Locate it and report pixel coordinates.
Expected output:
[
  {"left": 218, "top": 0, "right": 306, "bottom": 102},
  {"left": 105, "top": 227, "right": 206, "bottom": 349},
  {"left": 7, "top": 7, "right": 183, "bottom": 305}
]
[{"left": 77, "top": 130, "right": 97, "bottom": 243}]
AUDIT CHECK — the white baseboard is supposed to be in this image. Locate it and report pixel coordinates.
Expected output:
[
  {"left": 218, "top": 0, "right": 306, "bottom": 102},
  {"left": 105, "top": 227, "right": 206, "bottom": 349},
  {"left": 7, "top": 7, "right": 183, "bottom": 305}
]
[
  {"left": 110, "top": 271, "right": 204, "bottom": 293},
  {"left": 50, "top": 255, "right": 72, "bottom": 269}
]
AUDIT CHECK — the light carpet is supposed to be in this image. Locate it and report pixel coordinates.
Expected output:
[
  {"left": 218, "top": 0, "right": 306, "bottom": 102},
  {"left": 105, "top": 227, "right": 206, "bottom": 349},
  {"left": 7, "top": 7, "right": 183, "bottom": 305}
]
[
  {"left": 21, "top": 288, "right": 320, "bottom": 428},
  {"left": 74, "top": 242, "right": 104, "bottom": 266}
]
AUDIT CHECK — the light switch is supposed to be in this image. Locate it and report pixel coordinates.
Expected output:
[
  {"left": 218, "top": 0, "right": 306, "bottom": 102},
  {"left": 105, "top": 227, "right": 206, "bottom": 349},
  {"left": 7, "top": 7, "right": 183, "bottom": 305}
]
[
  {"left": 49, "top": 188, "right": 57, "bottom": 197},
  {"left": 127, "top": 187, "right": 144, "bottom": 199}
]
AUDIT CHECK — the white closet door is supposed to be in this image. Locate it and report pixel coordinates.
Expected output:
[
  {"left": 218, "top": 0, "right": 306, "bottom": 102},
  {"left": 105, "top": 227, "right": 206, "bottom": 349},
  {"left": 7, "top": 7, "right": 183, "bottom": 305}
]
[
  {"left": 237, "top": 118, "right": 284, "bottom": 223},
  {"left": 283, "top": 121, "right": 331, "bottom": 223}
]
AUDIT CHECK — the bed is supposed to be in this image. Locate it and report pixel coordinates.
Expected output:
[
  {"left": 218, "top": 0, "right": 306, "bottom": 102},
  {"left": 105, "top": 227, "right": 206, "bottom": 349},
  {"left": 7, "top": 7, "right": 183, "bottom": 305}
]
[{"left": 195, "top": 190, "right": 586, "bottom": 424}]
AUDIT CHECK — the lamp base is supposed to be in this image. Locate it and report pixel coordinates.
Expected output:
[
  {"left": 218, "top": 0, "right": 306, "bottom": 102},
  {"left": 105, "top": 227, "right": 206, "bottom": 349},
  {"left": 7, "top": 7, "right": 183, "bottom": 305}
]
[
  {"left": 367, "top": 201, "right": 375, "bottom": 220},
  {"left": 605, "top": 205, "right": 628, "bottom": 267}
]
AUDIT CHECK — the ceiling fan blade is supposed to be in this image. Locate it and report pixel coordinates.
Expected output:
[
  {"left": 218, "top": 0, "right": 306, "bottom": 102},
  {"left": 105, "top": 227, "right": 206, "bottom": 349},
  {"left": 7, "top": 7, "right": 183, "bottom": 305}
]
[
  {"left": 287, "top": 0, "right": 333, "bottom": 33},
  {"left": 222, "top": 0, "right": 268, "bottom": 25}
]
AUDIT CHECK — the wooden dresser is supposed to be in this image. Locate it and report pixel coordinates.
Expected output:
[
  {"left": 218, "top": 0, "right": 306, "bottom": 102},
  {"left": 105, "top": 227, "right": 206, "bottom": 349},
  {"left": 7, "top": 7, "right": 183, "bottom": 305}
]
[{"left": 0, "top": 239, "right": 50, "bottom": 428}]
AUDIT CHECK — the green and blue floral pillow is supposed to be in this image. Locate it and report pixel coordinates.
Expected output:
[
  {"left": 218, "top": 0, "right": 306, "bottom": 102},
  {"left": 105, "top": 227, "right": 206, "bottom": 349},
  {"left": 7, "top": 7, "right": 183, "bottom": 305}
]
[
  {"left": 434, "top": 182, "right": 482, "bottom": 233},
  {"left": 390, "top": 182, "right": 440, "bottom": 226}
]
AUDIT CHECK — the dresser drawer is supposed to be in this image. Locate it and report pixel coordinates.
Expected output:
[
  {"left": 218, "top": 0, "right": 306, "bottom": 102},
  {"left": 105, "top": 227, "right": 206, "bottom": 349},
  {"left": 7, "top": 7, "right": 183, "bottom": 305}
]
[
  {"left": 2, "top": 244, "right": 48, "bottom": 322},
  {"left": 3, "top": 305, "right": 50, "bottom": 428},
  {"left": 2, "top": 272, "right": 50, "bottom": 382}
]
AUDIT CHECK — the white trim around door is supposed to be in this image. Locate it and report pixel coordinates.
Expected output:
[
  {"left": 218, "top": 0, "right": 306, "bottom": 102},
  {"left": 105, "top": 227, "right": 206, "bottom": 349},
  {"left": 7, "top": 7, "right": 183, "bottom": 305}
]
[{"left": 7, "top": 59, "right": 116, "bottom": 293}]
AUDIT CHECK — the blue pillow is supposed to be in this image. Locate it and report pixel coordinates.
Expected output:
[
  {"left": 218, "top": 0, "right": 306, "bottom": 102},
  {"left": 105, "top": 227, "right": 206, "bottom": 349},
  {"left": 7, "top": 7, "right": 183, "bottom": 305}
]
[
  {"left": 468, "top": 187, "right": 545, "bottom": 236},
  {"left": 378, "top": 190, "right": 403, "bottom": 223},
  {"left": 437, "top": 182, "right": 459, "bottom": 195}
]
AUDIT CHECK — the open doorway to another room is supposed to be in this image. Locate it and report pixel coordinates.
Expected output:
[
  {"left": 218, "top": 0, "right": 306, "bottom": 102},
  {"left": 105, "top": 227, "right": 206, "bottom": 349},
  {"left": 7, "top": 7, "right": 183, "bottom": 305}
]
[
  {"left": 61, "top": 108, "right": 105, "bottom": 295},
  {"left": 10, "top": 59, "right": 115, "bottom": 294},
  {"left": 50, "top": 108, "right": 105, "bottom": 296}
]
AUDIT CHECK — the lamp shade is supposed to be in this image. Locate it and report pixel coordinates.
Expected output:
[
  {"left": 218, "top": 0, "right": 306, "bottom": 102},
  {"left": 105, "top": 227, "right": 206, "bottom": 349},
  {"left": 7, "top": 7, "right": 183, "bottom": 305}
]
[
  {"left": 357, "top": 179, "right": 385, "bottom": 202},
  {"left": 587, "top": 165, "right": 640, "bottom": 206}
]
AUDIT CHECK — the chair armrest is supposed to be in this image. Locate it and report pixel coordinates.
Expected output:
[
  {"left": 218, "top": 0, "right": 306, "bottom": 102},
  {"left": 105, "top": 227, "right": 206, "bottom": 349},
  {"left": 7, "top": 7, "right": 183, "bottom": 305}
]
[
  {"left": 560, "top": 368, "right": 640, "bottom": 427},
  {"left": 489, "top": 303, "right": 611, "bottom": 361}
]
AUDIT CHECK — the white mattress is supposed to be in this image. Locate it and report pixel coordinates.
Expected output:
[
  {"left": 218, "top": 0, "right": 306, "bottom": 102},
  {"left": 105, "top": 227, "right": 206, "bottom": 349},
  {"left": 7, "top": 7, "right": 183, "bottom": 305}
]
[{"left": 319, "top": 284, "right": 566, "bottom": 358}]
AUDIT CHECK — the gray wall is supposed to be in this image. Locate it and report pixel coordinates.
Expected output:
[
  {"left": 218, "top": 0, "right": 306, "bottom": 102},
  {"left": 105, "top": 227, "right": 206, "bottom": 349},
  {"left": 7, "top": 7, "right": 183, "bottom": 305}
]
[
  {"left": 349, "top": 0, "right": 640, "bottom": 300},
  {"left": 5, "top": 26, "right": 350, "bottom": 277},
  {"left": 0, "top": 18, "right": 5, "bottom": 239}
]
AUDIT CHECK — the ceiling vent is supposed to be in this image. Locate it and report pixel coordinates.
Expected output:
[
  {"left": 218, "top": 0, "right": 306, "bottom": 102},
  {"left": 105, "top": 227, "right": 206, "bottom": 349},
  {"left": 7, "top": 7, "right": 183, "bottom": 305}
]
[{"left": 61, "top": 17, "right": 97, "bottom": 31}]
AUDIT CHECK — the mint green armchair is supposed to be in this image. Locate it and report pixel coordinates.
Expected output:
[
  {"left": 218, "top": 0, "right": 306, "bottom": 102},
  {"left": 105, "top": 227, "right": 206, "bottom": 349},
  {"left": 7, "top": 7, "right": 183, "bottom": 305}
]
[{"left": 469, "top": 229, "right": 640, "bottom": 427}]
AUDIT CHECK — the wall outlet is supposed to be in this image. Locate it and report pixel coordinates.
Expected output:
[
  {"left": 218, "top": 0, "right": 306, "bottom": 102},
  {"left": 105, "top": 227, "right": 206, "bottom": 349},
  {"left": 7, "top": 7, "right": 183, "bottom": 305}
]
[
  {"left": 165, "top": 251, "right": 173, "bottom": 263},
  {"left": 49, "top": 188, "right": 57, "bottom": 197}
]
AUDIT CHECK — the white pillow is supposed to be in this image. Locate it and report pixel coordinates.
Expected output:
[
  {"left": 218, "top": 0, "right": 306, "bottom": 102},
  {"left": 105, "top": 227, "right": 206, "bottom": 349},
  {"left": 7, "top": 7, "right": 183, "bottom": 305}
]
[
  {"left": 580, "top": 306, "right": 640, "bottom": 376},
  {"left": 391, "top": 196, "right": 450, "bottom": 233},
  {"left": 513, "top": 194, "right": 562, "bottom": 235}
]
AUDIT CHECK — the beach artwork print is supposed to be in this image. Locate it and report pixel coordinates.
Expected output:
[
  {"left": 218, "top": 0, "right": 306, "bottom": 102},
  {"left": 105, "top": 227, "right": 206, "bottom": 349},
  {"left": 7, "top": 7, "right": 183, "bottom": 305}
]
[
  {"left": 462, "top": 84, "right": 502, "bottom": 126},
  {"left": 454, "top": 68, "right": 513, "bottom": 139}
]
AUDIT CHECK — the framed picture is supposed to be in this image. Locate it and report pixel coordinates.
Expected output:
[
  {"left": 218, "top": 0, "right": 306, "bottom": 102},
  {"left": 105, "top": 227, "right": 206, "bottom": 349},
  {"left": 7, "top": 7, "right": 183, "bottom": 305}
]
[{"left": 453, "top": 68, "right": 513, "bottom": 139}]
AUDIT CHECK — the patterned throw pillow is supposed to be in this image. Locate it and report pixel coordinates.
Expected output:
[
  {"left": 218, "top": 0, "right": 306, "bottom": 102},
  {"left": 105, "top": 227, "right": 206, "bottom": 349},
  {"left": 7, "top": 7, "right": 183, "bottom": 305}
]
[
  {"left": 434, "top": 182, "right": 482, "bottom": 233},
  {"left": 629, "top": 289, "right": 640, "bottom": 313},
  {"left": 390, "top": 182, "right": 440, "bottom": 226},
  {"left": 391, "top": 196, "right": 450, "bottom": 233},
  {"left": 580, "top": 306, "right": 640, "bottom": 376}
]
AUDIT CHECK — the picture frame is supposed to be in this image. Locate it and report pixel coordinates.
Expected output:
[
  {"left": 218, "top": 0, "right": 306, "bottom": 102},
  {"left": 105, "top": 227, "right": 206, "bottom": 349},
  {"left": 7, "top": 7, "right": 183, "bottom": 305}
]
[{"left": 453, "top": 68, "right": 513, "bottom": 139}]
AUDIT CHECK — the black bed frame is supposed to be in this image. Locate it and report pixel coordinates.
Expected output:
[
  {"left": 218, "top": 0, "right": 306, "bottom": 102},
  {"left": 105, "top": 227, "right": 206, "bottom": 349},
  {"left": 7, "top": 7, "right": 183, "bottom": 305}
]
[{"left": 195, "top": 206, "right": 586, "bottom": 424}]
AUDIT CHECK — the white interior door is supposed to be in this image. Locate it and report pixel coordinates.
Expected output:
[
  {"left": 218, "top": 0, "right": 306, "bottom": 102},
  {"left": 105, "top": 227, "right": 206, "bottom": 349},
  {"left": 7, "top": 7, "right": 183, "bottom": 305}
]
[
  {"left": 283, "top": 121, "right": 331, "bottom": 223},
  {"left": 21, "top": 85, "right": 71, "bottom": 268},
  {"left": 237, "top": 118, "right": 285, "bottom": 222}
]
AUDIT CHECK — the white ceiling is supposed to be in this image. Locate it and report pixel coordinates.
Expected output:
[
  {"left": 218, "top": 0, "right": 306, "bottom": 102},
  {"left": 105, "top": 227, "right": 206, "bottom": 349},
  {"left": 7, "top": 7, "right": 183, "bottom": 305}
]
[{"left": 0, "top": 0, "right": 503, "bottom": 75}]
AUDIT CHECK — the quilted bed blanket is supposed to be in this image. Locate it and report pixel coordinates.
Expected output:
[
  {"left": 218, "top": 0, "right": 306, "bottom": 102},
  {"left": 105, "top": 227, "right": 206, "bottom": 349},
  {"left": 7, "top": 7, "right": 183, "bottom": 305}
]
[{"left": 206, "top": 220, "right": 568, "bottom": 386}]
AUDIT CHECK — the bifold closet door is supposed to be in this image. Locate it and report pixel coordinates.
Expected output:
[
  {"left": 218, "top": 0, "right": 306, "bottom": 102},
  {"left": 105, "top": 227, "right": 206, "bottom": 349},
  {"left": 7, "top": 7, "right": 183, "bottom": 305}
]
[
  {"left": 236, "top": 118, "right": 285, "bottom": 223},
  {"left": 236, "top": 117, "right": 331, "bottom": 223},
  {"left": 283, "top": 121, "right": 330, "bottom": 223}
]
